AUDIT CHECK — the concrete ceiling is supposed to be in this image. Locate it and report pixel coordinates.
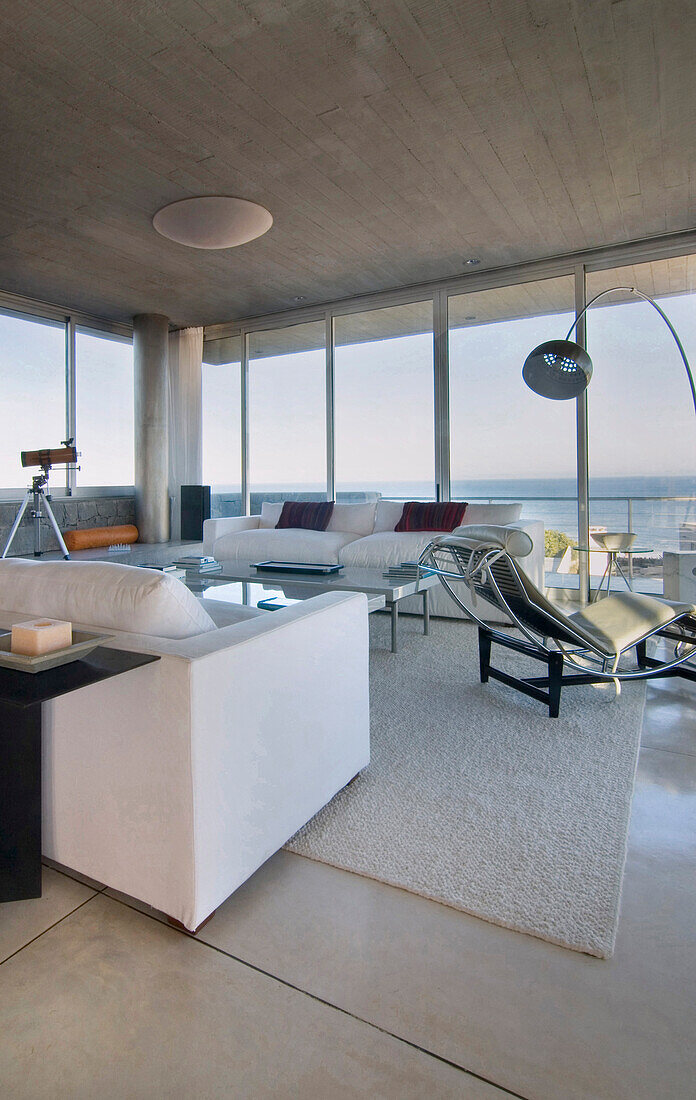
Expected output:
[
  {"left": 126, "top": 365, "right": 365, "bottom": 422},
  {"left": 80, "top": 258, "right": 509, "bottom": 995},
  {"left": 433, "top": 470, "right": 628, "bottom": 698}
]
[{"left": 0, "top": 0, "right": 694, "bottom": 328}]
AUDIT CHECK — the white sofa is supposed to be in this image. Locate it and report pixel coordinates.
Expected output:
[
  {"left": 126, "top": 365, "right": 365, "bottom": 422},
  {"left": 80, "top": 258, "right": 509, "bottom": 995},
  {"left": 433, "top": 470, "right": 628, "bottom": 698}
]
[
  {"left": 0, "top": 558, "right": 370, "bottom": 932},
  {"left": 203, "top": 500, "right": 545, "bottom": 622}
]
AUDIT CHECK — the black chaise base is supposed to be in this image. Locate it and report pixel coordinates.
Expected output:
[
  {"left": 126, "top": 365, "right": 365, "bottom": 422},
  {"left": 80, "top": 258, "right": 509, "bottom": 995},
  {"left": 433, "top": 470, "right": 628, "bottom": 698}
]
[{"left": 478, "top": 626, "right": 696, "bottom": 718}]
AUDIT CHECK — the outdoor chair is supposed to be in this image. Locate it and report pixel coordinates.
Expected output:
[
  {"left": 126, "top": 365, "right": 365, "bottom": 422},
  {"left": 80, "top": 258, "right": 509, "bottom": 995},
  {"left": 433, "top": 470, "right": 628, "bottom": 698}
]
[{"left": 417, "top": 524, "right": 696, "bottom": 717}]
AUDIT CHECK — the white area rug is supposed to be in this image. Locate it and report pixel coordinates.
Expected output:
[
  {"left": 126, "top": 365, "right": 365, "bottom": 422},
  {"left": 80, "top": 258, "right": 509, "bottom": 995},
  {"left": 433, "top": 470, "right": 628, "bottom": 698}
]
[{"left": 287, "top": 615, "right": 646, "bottom": 957}]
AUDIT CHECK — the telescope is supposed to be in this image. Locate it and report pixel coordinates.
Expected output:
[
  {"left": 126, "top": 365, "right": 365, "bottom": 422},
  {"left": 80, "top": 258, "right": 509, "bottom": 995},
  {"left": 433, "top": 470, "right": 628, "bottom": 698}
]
[
  {"left": 21, "top": 443, "right": 78, "bottom": 469},
  {"left": 2, "top": 439, "right": 79, "bottom": 560}
]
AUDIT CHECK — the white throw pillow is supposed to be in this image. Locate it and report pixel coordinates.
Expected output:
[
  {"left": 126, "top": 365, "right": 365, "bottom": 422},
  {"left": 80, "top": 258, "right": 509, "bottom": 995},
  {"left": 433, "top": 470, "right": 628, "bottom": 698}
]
[
  {"left": 0, "top": 559, "right": 216, "bottom": 638},
  {"left": 327, "top": 502, "right": 377, "bottom": 536},
  {"left": 373, "top": 500, "right": 407, "bottom": 533},
  {"left": 464, "top": 503, "right": 523, "bottom": 525},
  {"left": 258, "top": 502, "right": 283, "bottom": 529}
]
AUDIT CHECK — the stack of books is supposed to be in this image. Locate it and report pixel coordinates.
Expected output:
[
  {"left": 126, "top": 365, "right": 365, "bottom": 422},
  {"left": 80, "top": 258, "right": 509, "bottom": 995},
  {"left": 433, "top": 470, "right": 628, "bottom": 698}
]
[
  {"left": 382, "top": 561, "right": 422, "bottom": 581},
  {"left": 172, "top": 555, "right": 222, "bottom": 574},
  {"left": 140, "top": 563, "right": 187, "bottom": 580}
]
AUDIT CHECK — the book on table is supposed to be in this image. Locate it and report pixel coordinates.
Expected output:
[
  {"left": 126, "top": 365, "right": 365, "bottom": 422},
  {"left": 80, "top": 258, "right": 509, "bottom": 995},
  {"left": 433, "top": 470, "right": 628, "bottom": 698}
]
[{"left": 172, "top": 556, "right": 222, "bottom": 573}]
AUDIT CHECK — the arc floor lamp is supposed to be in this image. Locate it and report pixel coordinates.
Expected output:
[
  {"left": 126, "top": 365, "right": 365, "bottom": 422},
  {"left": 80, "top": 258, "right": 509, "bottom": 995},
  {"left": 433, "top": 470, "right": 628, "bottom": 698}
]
[{"left": 522, "top": 285, "right": 696, "bottom": 600}]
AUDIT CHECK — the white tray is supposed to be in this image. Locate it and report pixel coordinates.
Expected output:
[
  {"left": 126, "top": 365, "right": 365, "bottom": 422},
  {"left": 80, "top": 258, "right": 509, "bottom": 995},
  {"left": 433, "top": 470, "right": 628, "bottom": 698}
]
[{"left": 0, "top": 630, "right": 113, "bottom": 674}]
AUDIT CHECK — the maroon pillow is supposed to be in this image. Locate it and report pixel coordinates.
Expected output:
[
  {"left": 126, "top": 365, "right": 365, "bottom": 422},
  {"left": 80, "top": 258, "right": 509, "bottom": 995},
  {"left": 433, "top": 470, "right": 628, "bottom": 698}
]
[
  {"left": 395, "top": 501, "right": 468, "bottom": 533},
  {"left": 275, "top": 501, "right": 335, "bottom": 531}
]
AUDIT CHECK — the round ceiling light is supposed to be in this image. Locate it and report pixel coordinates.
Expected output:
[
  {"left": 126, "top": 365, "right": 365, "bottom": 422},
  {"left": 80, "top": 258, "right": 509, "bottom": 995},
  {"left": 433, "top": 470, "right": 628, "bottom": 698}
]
[{"left": 152, "top": 196, "right": 273, "bottom": 249}]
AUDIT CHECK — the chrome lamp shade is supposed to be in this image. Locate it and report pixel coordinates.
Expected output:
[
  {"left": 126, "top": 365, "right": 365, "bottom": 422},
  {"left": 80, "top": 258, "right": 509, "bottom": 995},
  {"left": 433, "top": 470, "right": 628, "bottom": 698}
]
[{"left": 522, "top": 339, "right": 593, "bottom": 400}]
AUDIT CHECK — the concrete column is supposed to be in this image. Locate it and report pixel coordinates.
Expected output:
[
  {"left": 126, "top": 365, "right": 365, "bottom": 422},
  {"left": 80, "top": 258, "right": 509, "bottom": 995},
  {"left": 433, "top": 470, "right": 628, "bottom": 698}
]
[
  {"left": 168, "top": 327, "right": 203, "bottom": 541},
  {"left": 134, "top": 314, "right": 170, "bottom": 543}
]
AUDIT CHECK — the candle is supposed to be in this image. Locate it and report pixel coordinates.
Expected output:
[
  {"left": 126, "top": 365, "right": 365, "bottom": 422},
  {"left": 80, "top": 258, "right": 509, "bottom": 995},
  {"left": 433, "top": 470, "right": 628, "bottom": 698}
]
[{"left": 11, "top": 619, "right": 72, "bottom": 656}]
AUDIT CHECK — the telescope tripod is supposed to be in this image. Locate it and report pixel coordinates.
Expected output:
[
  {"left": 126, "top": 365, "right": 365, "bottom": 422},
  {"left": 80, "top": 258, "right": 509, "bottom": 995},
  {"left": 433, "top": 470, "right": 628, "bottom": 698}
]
[{"left": 2, "top": 470, "right": 70, "bottom": 559}]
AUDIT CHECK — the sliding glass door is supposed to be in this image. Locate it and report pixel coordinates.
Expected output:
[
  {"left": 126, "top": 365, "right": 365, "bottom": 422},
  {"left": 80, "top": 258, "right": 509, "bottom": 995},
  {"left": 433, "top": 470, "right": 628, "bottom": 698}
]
[
  {"left": 585, "top": 256, "right": 696, "bottom": 592},
  {"left": 0, "top": 310, "right": 67, "bottom": 490},
  {"left": 202, "top": 335, "right": 242, "bottom": 517},
  {"left": 448, "top": 276, "right": 577, "bottom": 582},
  {"left": 75, "top": 327, "right": 134, "bottom": 487},
  {"left": 334, "top": 301, "right": 434, "bottom": 502},
  {"left": 247, "top": 320, "right": 326, "bottom": 513}
]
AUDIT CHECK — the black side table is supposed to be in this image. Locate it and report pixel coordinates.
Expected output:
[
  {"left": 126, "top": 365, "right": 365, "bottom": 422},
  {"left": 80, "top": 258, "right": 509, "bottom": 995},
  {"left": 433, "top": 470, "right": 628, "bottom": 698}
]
[{"left": 0, "top": 647, "right": 159, "bottom": 903}]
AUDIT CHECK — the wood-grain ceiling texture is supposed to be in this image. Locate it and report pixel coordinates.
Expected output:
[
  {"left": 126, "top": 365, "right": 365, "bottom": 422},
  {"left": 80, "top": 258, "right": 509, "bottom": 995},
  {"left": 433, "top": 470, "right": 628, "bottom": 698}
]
[{"left": 0, "top": 0, "right": 694, "bottom": 327}]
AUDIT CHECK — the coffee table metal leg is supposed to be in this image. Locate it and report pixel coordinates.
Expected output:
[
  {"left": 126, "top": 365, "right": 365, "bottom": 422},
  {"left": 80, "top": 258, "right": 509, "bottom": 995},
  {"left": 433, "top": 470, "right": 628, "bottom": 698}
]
[
  {"left": 423, "top": 589, "right": 430, "bottom": 635},
  {"left": 391, "top": 601, "right": 398, "bottom": 653}
]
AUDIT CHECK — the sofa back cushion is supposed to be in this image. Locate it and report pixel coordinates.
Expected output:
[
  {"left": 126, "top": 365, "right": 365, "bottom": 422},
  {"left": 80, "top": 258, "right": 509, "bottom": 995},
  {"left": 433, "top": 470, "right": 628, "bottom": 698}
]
[
  {"left": 463, "top": 503, "right": 523, "bottom": 525},
  {"left": 259, "top": 500, "right": 376, "bottom": 537},
  {"left": 0, "top": 559, "right": 216, "bottom": 639},
  {"left": 373, "top": 500, "right": 408, "bottom": 533},
  {"left": 259, "top": 502, "right": 283, "bottom": 528},
  {"left": 327, "top": 502, "right": 377, "bottom": 536}
]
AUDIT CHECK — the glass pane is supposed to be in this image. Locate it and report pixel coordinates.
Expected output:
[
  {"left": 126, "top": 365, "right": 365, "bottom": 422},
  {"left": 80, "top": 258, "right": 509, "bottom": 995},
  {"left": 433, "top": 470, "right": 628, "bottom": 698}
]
[
  {"left": 75, "top": 327, "right": 134, "bottom": 486},
  {"left": 586, "top": 256, "right": 696, "bottom": 593},
  {"left": 449, "top": 275, "right": 577, "bottom": 587},
  {"left": 202, "top": 335, "right": 242, "bottom": 518},
  {"left": 248, "top": 321, "right": 326, "bottom": 513},
  {"left": 0, "top": 310, "right": 66, "bottom": 489},
  {"left": 334, "top": 301, "right": 434, "bottom": 501}
]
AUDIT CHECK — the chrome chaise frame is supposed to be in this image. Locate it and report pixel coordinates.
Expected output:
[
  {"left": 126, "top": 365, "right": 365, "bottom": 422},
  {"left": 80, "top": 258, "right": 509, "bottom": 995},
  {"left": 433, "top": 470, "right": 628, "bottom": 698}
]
[{"left": 417, "top": 533, "right": 696, "bottom": 717}]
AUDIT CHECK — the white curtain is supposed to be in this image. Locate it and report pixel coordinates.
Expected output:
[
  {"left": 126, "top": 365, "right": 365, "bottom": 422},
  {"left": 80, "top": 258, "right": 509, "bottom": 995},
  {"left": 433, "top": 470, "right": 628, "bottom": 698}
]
[{"left": 168, "top": 327, "right": 203, "bottom": 540}]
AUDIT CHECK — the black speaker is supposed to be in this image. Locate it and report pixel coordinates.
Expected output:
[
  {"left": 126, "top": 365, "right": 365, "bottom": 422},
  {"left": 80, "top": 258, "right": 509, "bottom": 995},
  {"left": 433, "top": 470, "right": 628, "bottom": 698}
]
[{"left": 181, "top": 485, "right": 211, "bottom": 541}]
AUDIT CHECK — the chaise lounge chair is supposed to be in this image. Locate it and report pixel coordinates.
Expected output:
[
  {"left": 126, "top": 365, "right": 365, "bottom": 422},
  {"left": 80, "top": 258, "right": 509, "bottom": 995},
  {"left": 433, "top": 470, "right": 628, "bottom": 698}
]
[{"left": 418, "top": 524, "right": 696, "bottom": 717}]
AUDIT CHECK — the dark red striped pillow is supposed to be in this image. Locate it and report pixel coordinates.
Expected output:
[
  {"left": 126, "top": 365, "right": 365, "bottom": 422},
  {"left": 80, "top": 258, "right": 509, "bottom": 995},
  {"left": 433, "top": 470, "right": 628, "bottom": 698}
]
[
  {"left": 275, "top": 501, "right": 335, "bottom": 531},
  {"left": 395, "top": 501, "right": 468, "bottom": 533}
]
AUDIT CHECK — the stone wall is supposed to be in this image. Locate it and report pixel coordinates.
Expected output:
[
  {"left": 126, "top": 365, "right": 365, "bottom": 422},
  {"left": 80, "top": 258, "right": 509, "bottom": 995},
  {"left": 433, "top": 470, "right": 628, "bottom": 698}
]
[{"left": 0, "top": 495, "right": 135, "bottom": 556}]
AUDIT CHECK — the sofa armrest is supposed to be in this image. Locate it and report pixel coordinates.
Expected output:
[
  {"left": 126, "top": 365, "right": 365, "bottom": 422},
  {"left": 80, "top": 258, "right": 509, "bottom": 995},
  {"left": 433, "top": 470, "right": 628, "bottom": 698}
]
[
  {"left": 187, "top": 590, "right": 371, "bottom": 927},
  {"left": 203, "top": 515, "right": 260, "bottom": 555}
]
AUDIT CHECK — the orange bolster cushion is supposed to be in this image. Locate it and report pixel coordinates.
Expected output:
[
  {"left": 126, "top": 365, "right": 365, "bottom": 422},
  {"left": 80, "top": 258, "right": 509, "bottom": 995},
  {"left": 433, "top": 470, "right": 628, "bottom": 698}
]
[{"left": 64, "top": 524, "right": 139, "bottom": 551}]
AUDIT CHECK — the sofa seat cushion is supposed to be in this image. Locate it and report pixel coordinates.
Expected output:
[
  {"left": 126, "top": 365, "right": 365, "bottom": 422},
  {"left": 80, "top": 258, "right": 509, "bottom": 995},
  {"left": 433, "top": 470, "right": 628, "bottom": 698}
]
[
  {"left": 339, "top": 531, "right": 445, "bottom": 569},
  {"left": 0, "top": 558, "right": 216, "bottom": 639},
  {"left": 214, "top": 527, "right": 359, "bottom": 565}
]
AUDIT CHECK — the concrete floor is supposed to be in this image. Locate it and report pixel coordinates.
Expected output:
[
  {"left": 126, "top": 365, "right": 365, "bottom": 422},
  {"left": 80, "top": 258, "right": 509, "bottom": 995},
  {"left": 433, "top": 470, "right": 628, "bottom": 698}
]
[{"left": 0, "top": 666, "right": 694, "bottom": 1098}]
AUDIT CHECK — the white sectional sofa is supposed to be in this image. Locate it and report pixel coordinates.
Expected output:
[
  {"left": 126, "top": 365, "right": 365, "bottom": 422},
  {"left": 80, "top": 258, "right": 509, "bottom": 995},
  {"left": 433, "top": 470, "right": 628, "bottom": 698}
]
[
  {"left": 0, "top": 558, "right": 370, "bottom": 932},
  {"left": 203, "top": 500, "right": 545, "bottom": 621}
]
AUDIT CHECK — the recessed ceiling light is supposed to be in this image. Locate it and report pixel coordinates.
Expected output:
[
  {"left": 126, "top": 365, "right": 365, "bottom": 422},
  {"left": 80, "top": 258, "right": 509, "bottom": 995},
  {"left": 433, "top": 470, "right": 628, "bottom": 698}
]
[
  {"left": 294, "top": 295, "right": 306, "bottom": 301},
  {"left": 152, "top": 196, "right": 273, "bottom": 249},
  {"left": 464, "top": 258, "right": 481, "bottom": 266}
]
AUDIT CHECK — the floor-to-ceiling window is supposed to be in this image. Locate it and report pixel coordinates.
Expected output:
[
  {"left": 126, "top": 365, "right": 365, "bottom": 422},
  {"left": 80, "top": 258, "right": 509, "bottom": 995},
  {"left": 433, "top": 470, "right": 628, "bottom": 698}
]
[
  {"left": 0, "top": 310, "right": 67, "bottom": 490},
  {"left": 585, "top": 256, "right": 696, "bottom": 593},
  {"left": 75, "top": 327, "right": 134, "bottom": 487},
  {"left": 247, "top": 320, "right": 326, "bottom": 513},
  {"left": 202, "top": 335, "right": 242, "bottom": 517},
  {"left": 334, "top": 301, "right": 435, "bottom": 501},
  {"left": 448, "top": 276, "right": 577, "bottom": 581}
]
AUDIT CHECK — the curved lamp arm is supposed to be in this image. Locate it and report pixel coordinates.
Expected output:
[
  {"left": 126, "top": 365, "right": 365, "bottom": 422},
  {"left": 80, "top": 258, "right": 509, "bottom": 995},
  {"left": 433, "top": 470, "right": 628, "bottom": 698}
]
[{"left": 565, "top": 285, "right": 696, "bottom": 418}]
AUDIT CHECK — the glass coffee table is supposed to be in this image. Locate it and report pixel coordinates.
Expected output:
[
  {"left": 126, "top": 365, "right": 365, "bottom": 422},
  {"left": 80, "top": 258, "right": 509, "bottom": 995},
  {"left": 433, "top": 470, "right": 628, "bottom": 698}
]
[{"left": 181, "top": 563, "right": 439, "bottom": 653}]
